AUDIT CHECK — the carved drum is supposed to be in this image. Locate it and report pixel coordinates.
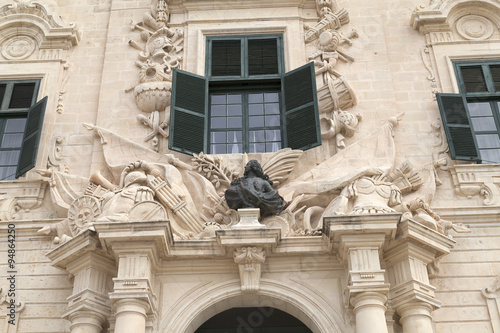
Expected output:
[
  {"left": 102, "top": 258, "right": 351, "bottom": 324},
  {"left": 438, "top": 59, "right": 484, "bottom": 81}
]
[{"left": 317, "top": 77, "right": 357, "bottom": 113}]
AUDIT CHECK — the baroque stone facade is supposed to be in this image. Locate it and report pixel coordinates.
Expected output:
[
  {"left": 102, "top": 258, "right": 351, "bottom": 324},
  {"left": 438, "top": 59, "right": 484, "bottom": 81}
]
[{"left": 0, "top": 0, "right": 500, "bottom": 332}]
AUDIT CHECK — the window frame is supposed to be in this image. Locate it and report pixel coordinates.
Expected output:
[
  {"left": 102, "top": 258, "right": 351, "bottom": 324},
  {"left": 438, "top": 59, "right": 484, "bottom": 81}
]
[
  {"left": 454, "top": 61, "right": 500, "bottom": 163},
  {"left": 169, "top": 34, "right": 321, "bottom": 155},
  {"left": 206, "top": 34, "right": 285, "bottom": 154},
  {"left": 0, "top": 79, "right": 45, "bottom": 180}
]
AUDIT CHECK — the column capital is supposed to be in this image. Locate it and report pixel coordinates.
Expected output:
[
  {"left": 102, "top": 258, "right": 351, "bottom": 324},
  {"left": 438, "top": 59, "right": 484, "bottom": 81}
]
[
  {"left": 350, "top": 291, "right": 388, "bottom": 313},
  {"left": 385, "top": 219, "right": 454, "bottom": 310},
  {"left": 67, "top": 310, "right": 107, "bottom": 333}
]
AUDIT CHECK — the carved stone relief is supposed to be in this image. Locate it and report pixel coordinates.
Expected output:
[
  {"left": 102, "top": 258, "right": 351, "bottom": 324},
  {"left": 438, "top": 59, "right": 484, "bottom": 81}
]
[
  {"left": 0, "top": 1, "right": 80, "bottom": 61},
  {"left": 127, "top": 0, "right": 183, "bottom": 151},
  {"left": 482, "top": 276, "right": 500, "bottom": 333},
  {"left": 306, "top": 0, "right": 360, "bottom": 151},
  {"left": 449, "top": 164, "right": 500, "bottom": 206},
  {"left": 0, "top": 285, "right": 25, "bottom": 332},
  {"left": 455, "top": 14, "right": 495, "bottom": 40},
  {"left": 233, "top": 246, "right": 266, "bottom": 293}
]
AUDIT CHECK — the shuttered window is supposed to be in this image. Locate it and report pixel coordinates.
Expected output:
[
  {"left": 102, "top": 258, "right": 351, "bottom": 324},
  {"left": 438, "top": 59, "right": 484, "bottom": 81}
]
[
  {"left": 169, "top": 34, "right": 321, "bottom": 155},
  {"left": 0, "top": 80, "right": 46, "bottom": 180},
  {"left": 438, "top": 61, "right": 500, "bottom": 163}
]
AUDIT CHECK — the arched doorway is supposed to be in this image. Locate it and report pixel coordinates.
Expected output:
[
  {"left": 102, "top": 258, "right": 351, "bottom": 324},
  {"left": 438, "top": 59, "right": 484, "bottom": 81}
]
[{"left": 195, "top": 307, "right": 313, "bottom": 333}]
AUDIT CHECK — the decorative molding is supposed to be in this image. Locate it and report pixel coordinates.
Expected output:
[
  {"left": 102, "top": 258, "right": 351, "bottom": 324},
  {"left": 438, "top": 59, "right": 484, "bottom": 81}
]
[
  {"left": 411, "top": 0, "right": 500, "bottom": 44},
  {"left": 0, "top": 1, "right": 80, "bottom": 61},
  {"left": 449, "top": 164, "right": 500, "bottom": 206},
  {"left": 482, "top": 276, "right": 500, "bottom": 333},
  {"left": 420, "top": 48, "right": 439, "bottom": 99}
]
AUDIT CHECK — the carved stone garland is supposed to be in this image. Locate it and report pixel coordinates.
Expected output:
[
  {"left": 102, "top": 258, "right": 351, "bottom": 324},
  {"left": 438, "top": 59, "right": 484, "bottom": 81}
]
[{"left": 127, "top": 0, "right": 183, "bottom": 151}]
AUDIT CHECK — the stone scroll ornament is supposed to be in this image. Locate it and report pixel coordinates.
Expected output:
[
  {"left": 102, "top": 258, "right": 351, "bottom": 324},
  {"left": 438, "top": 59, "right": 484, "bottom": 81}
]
[
  {"left": 127, "top": 0, "right": 183, "bottom": 151},
  {"left": 225, "top": 160, "right": 285, "bottom": 218}
]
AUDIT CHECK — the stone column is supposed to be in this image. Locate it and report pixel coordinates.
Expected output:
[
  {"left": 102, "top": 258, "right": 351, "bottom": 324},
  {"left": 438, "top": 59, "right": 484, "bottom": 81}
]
[
  {"left": 113, "top": 299, "right": 150, "bottom": 333},
  {"left": 94, "top": 220, "right": 172, "bottom": 333},
  {"left": 47, "top": 230, "right": 116, "bottom": 333},
  {"left": 397, "top": 302, "right": 434, "bottom": 333},
  {"left": 325, "top": 213, "right": 401, "bottom": 333},
  {"left": 384, "top": 219, "right": 455, "bottom": 333},
  {"left": 351, "top": 292, "right": 389, "bottom": 333}
]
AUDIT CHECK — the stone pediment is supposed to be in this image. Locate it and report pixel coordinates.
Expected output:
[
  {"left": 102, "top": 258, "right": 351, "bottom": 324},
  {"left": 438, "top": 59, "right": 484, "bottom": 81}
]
[
  {"left": 411, "top": 0, "right": 500, "bottom": 43},
  {"left": 0, "top": 1, "right": 80, "bottom": 61}
]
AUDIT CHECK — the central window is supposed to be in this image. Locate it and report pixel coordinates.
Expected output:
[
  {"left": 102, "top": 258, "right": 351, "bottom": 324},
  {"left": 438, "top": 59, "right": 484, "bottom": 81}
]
[
  {"left": 207, "top": 35, "right": 285, "bottom": 154},
  {"left": 169, "top": 34, "right": 321, "bottom": 155}
]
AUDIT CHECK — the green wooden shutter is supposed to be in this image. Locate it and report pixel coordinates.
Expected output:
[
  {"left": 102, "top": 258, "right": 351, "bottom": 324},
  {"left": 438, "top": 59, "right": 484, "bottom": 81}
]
[
  {"left": 436, "top": 93, "right": 480, "bottom": 161},
  {"left": 282, "top": 62, "right": 321, "bottom": 151},
  {"left": 16, "top": 96, "right": 47, "bottom": 178},
  {"left": 248, "top": 38, "right": 279, "bottom": 76},
  {"left": 169, "top": 69, "right": 207, "bottom": 155},
  {"left": 210, "top": 39, "right": 242, "bottom": 77}
]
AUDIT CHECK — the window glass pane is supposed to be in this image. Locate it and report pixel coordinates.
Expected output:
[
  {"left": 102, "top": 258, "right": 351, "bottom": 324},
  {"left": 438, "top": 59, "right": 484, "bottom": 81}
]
[
  {"left": 490, "top": 65, "right": 500, "bottom": 92},
  {"left": 9, "top": 83, "right": 36, "bottom": 109},
  {"left": 265, "top": 103, "right": 280, "bottom": 114},
  {"left": 211, "top": 132, "right": 226, "bottom": 144},
  {"left": 227, "top": 105, "right": 242, "bottom": 116},
  {"left": 266, "top": 142, "right": 281, "bottom": 152},
  {"left": 211, "top": 105, "right": 226, "bottom": 116},
  {"left": 211, "top": 117, "right": 226, "bottom": 129},
  {"left": 1, "top": 133, "right": 23, "bottom": 148},
  {"left": 211, "top": 40, "right": 241, "bottom": 76},
  {"left": 211, "top": 144, "right": 226, "bottom": 154},
  {"left": 227, "top": 94, "right": 242, "bottom": 104},
  {"left": 249, "top": 116, "right": 264, "bottom": 127},
  {"left": 249, "top": 130, "right": 265, "bottom": 142},
  {"left": 0, "top": 166, "right": 16, "bottom": 180},
  {"left": 264, "top": 92, "right": 279, "bottom": 103},
  {"left": 228, "top": 144, "right": 242, "bottom": 154},
  {"left": 228, "top": 131, "right": 242, "bottom": 143},
  {"left": 249, "top": 93, "right": 263, "bottom": 103},
  {"left": 249, "top": 143, "right": 265, "bottom": 153},
  {"left": 266, "top": 130, "right": 281, "bottom": 141},
  {"left": 0, "top": 150, "right": 20, "bottom": 165},
  {"left": 227, "top": 117, "right": 242, "bottom": 128},
  {"left": 468, "top": 102, "right": 492, "bottom": 116},
  {"left": 471, "top": 117, "right": 497, "bottom": 131},
  {"left": 211, "top": 94, "right": 226, "bottom": 105},
  {"left": 249, "top": 104, "right": 264, "bottom": 115},
  {"left": 476, "top": 134, "right": 500, "bottom": 148},
  {"left": 248, "top": 38, "right": 279, "bottom": 76},
  {"left": 265, "top": 115, "right": 280, "bottom": 126},
  {"left": 0, "top": 84, "right": 6, "bottom": 108},
  {"left": 479, "top": 149, "right": 500, "bottom": 163}
]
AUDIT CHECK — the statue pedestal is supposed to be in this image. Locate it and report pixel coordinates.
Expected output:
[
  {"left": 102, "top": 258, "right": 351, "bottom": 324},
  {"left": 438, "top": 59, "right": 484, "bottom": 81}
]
[{"left": 232, "top": 208, "right": 265, "bottom": 229}]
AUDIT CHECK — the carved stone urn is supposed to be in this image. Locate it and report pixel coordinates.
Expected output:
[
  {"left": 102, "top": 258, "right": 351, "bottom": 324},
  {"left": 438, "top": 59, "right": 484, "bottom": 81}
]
[{"left": 134, "top": 81, "right": 172, "bottom": 113}]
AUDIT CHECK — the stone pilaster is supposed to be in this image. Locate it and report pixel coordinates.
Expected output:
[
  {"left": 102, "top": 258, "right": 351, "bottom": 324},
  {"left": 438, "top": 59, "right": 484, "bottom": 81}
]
[
  {"left": 47, "top": 230, "right": 116, "bottom": 333},
  {"left": 94, "top": 220, "right": 172, "bottom": 333},
  {"left": 384, "top": 219, "right": 455, "bottom": 333},
  {"left": 325, "top": 213, "right": 401, "bottom": 333}
]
